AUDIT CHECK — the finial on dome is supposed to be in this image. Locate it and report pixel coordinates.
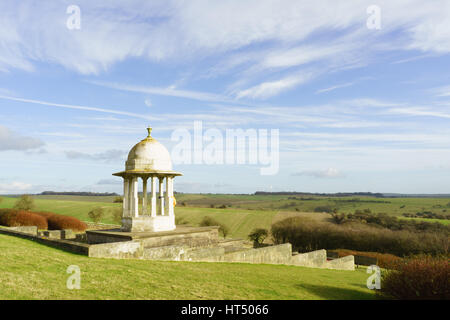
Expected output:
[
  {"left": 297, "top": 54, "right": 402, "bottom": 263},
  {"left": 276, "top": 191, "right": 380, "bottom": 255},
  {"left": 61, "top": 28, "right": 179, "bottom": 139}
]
[{"left": 147, "top": 126, "right": 152, "bottom": 138}]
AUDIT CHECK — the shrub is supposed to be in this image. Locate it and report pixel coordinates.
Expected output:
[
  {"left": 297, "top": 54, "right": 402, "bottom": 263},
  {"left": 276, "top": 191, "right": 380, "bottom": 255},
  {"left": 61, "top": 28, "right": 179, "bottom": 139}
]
[
  {"left": 111, "top": 208, "right": 123, "bottom": 224},
  {"left": 33, "top": 211, "right": 87, "bottom": 232},
  {"left": 175, "top": 216, "right": 186, "bottom": 225},
  {"left": 314, "top": 205, "right": 334, "bottom": 213},
  {"left": 88, "top": 207, "right": 105, "bottom": 224},
  {"left": 220, "top": 224, "right": 230, "bottom": 238},
  {"left": 329, "top": 249, "right": 402, "bottom": 269},
  {"left": 47, "top": 215, "right": 87, "bottom": 232},
  {"left": 330, "top": 213, "right": 347, "bottom": 224},
  {"left": 13, "top": 195, "right": 35, "bottom": 211},
  {"left": 248, "top": 228, "right": 269, "bottom": 246},
  {"left": 271, "top": 216, "right": 449, "bottom": 257},
  {"left": 113, "top": 196, "right": 123, "bottom": 203},
  {"left": 0, "top": 209, "right": 47, "bottom": 229},
  {"left": 199, "top": 216, "right": 229, "bottom": 238},
  {"left": 381, "top": 256, "right": 450, "bottom": 300}
]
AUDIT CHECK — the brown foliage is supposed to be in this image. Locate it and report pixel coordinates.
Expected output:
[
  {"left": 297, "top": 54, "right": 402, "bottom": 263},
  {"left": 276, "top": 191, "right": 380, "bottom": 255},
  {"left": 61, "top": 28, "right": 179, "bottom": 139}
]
[
  {"left": 271, "top": 216, "right": 449, "bottom": 257},
  {"left": 34, "top": 212, "right": 87, "bottom": 232},
  {"left": 381, "top": 256, "right": 450, "bottom": 299},
  {"left": 0, "top": 209, "right": 48, "bottom": 229},
  {"left": 329, "top": 249, "right": 402, "bottom": 269}
]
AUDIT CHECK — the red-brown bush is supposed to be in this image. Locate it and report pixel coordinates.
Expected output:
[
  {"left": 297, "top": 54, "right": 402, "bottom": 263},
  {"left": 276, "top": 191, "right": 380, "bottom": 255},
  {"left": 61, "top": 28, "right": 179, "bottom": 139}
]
[
  {"left": 381, "top": 256, "right": 450, "bottom": 300},
  {"left": 34, "top": 212, "right": 87, "bottom": 232},
  {"left": 330, "top": 249, "right": 402, "bottom": 269},
  {"left": 0, "top": 209, "right": 86, "bottom": 232},
  {"left": 0, "top": 209, "right": 48, "bottom": 230}
]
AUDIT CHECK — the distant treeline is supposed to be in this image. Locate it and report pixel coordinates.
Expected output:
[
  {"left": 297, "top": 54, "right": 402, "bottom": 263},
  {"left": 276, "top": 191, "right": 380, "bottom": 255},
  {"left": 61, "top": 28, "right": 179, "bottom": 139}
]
[
  {"left": 254, "top": 191, "right": 385, "bottom": 197},
  {"left": 40, "top": 191, "right": 119, "bottom": 197},
  {"left": 255, "top": 191, "right": 450, "bottom": 198}
]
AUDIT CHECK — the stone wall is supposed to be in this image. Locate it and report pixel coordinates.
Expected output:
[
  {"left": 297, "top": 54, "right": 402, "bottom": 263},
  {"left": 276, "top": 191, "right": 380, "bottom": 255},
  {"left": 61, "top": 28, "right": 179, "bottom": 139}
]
[
  {"left": 290, "top": 249, "right": 327, "bottom": 268},
  {"left": 0, "top": 226, "right": 354, "bottom": 270},
  {"left": 288, "top": 249, "right": 355, "bottom": 270},
  {"left": 142, "top": 245, "right": 225, "bottom": 262},
  {"left": 0, "top": 226, "right": 89, "bottom": 255},
  {"left": 89, "top": 241, "right": 143, "bottom": 259},
  {"left": 222, "top": 243, "right": 293, "bottom": 264},
  {"left": 325, "top": 255, "right": 355, "bottom": 271},
  {"left": 139, "top": 228, "right": 220, "bottom": 248}
]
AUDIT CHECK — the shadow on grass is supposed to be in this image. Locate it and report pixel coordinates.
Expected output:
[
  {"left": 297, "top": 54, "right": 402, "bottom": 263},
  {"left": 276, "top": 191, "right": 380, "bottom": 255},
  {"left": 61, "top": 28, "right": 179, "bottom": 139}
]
[{"left": 294, "top": 283, "right": 377, "bottom": 300}]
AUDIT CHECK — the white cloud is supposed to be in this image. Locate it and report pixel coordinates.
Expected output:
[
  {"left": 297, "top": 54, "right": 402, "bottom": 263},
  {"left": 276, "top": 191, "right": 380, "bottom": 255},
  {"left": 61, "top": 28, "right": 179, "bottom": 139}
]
[
  {"left": 65, "top": 149, "right": 127, "bottom": 162},
  {"left": 89, "top": 80, "right": 229, "bottom": 103},
  {"left": 0, "top": 1, "right": 449, "bottom": 99},
  {"left": 292, "top": 168, "right": 345, "bottom": 179},
  {"left": 236, "top": 73, "right": 312, "bottom": 99},
  {"left": 0, "top": 125, "right": 44, "bottom": 151},
  {"left": 0, "top": 181, "right": 33, "bottom": 194},
  {"left": 144, "top": 98, "right": 152, "bottom": 107}
]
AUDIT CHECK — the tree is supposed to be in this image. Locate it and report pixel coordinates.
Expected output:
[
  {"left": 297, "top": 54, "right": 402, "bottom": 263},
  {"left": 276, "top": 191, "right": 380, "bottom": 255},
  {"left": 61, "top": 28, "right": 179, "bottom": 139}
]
[
  {"left": 13, "top": 195, "right": 35, "bottom": 211},
  {"left": 331, "top": 212, "right": 347, "bottom": 224},
  {"left": 219, "top": 224, "right": 230, "bottom": 238},
  {"left": 199, "top": 216, "right": 229, "bottom": 238},
  {"left": 248, "top": 228, "right": 268, "bottom": 247},
  {"left": 88, "top": 207, "right": 105, "bottom": 224},
  {"left": 113, "top": 196, "right": 123, "bottom": 203},
  {"left": 110, "top": 208, "right": 123, "bottom": 224},
  {"left": 0, "top": 197, "right": 3, "bottom": 205}
]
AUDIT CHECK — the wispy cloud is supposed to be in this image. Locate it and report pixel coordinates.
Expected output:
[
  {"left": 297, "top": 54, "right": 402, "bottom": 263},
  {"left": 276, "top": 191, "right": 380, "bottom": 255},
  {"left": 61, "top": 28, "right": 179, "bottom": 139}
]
[
  {"left": 88, "top": 80, "right": 229, "bottom": 103},
  {"left": 0, "top": 1, "right": 449, "bottom": 100},
  {"left": 97, "top": 179, "right": 122, "bottom": 185},
  {"left": 0, "top": 94, "right": 156, "bottom": 120},
  {"left": 431, "top": 85, "right": 450, "bottom": 97},
  {"left": 236, "top": 73, "right": 313, "bottom": 99},
  {"left": 65, "top": 149, "right": 127, "bottom": 162},
  {"left": 292, "top": 168, "right": 345, "bottom": 179},
  {"left": 316, "top": 82, "right": 354, "bottom": 94}
]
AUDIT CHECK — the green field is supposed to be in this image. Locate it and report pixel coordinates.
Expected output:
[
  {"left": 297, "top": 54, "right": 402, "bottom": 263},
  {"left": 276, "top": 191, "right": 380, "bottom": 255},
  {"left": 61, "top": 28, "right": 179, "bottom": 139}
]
[
  {"left": 174, "top": 193, "right": 450, "bottom": 213},
  {"left": 0, "top": 233, "right": 375, "bottom": 300},
  {"left": 1, "top": 194, "right": 449, "bottom": 238}
]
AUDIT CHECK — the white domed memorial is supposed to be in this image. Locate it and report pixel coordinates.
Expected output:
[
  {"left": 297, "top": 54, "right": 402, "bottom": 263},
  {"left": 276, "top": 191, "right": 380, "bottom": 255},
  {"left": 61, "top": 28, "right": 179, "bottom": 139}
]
[{"left": 113, "top": 127, "right": 182, "bottom": 232}]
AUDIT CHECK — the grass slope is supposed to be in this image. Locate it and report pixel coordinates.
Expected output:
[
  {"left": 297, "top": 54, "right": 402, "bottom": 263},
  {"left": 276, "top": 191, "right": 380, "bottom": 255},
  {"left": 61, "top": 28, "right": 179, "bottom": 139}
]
[{"left": 0, "top": 234, "right": 375, "bottom": 300}]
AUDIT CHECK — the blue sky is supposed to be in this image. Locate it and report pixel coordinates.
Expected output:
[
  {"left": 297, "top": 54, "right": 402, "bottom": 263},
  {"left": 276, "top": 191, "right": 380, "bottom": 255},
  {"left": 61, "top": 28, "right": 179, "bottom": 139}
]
[{"left": 0, "top": 0, "right": 450, "bottom": 194}]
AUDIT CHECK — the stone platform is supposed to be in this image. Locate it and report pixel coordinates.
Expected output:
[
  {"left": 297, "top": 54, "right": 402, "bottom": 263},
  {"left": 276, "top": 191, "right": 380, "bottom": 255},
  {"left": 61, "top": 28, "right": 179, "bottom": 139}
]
[
  {"left": 1, "top": 225, "right": 355, "bottom": 270},
  {"left": 86, "top": 225, "right": 221, "bottom": 248}
]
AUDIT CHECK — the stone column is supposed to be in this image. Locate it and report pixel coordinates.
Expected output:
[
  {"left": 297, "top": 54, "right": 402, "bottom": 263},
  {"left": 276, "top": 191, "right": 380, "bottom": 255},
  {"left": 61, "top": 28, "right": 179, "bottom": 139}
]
[
  {"left": 130, "top": 177, "right": 139, "bottom": 218},
  {"left": 142, "top": 177, "right": 148, "bottom": 215},
  {"left": 159, "top": 177, "right": 165, "bottom": 216},
  {"left": 166, "top": 176, "right": 174, "bottom": 216},
  {"left": 122, "top": 178, "right": 129, "bottom": 217},
  {"left": 150, "top": 177, "right": 157, "bottom": 217}
]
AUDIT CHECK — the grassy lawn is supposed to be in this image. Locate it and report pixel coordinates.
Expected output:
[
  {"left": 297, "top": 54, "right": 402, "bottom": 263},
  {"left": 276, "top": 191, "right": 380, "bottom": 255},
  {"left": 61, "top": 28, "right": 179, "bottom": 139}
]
[
  {"left": 176, "top": 207, "right": 278, "bottom": 239},
  {"left": 0, "top": 233, "right": 375, "bottom": 300},
  {"left": 399, "top": 216, "right": 450, "bottom": 225}
]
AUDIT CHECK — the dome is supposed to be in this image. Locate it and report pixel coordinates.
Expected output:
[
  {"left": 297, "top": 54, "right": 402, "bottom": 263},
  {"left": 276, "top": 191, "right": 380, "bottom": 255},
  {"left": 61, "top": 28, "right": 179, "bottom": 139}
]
[{"left": 125, "top": 128, "right": 173, "bottom": 172}]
